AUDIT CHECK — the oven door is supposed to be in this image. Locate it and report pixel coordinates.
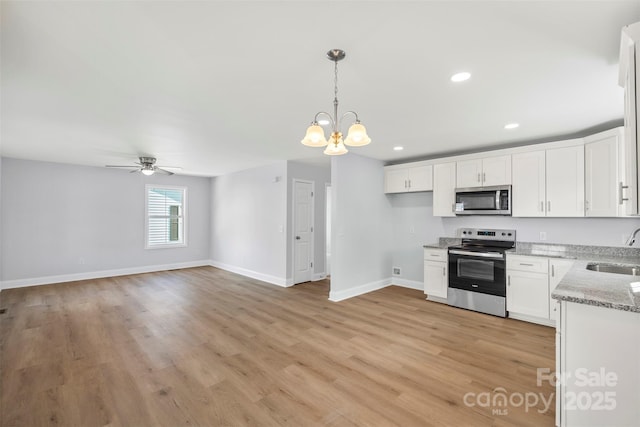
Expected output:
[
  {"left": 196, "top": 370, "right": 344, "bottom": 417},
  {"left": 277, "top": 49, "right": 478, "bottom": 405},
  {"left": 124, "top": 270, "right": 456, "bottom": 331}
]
[{"left": 448, "top": 249, "right": 506, "bottom": 297}]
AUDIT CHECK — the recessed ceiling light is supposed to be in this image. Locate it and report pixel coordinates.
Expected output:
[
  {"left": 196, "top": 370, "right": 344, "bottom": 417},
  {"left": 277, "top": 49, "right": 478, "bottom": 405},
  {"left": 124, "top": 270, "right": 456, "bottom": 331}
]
[
  {"left": 393, "top": 146, "right": 404, "bottom": 151},
  {"left": 318, "top": 119, "right": 330, "bottom": 125},
  {"left": 504, "top": 123, "right": 520, "bottom": 130},
  {"left": 451, "top": 72, "right": 471, "bottom": 82}
]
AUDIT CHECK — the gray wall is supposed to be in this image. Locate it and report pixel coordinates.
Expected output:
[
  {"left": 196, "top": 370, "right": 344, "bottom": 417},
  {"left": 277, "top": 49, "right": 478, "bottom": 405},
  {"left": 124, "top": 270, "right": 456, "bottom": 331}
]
[
  {"left": 286, "top": 161, "right": 331, "bottom": 280},
  {"left": 442, "top": 216, "right": 640, "bottom": 247},
  {"left": 388, "top": 192, "right": 445, "bottom": 285},
  {"left": 1, "top": 158, "right": 211, "bottom": 285},
  {"left": 209, "top": 161, "right": 288, "bottom": 283},
  {"left": 330, "top": 154, "right": 394, "bottom": 298},
  {"left": 386, "top": 193, "right": 640, "bottom": 285}
]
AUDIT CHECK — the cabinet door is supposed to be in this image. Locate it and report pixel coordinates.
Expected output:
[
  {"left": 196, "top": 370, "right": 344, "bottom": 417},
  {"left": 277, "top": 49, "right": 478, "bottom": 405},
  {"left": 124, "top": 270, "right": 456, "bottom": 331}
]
[
  {"left": 507, "top": 270, "right": 549, "bottom": 318},
  {"left": 549, "top": 259, "right": 574, "bottom": 322},
  {"left": 407, "top": 165, "right": 433, "bottom": 192},
  {"left": 482, "top": 155, "right": 512, "bottom": 186},
  {"left": 546, "top": 145, "right": 585, "bottom": 217},
  {"left": 456, "top": 159, "right": 482, "bottom": 188},
  {"left": 585, "top": 136, "right": 619, "bottom": 217},
  {"left": 424, "top": 261, "right": 447, "bottom": 299},
  {"left": 512, "top": 150, "right": 546, "bottom": 217},
  {"left": 384, "top": 168, "right": 408, "bottom": 193},
  {"left": 433, "top": 162, "right": 456, "bottom": 217}
]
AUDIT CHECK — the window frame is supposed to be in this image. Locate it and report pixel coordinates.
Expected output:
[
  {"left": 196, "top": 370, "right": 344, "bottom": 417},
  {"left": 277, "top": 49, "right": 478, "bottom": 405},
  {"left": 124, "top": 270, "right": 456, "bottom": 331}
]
[{"left": 145, "top": 184, "right": 188, "bottom": 250}]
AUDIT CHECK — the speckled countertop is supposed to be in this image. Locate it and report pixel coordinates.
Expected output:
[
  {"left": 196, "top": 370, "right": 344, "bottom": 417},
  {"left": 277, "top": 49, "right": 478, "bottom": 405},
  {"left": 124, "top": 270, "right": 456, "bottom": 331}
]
[
  {"left": 509, "top": 242, "right": 640, "bottom": 312},
  {"left": 423, "top": 237, "right": 461, "bottom": 249}
]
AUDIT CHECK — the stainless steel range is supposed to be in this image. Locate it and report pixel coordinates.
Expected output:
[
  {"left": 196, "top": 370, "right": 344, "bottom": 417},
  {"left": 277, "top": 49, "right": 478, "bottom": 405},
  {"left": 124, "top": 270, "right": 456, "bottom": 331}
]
[{"left": 447, "top": 228, "right": 516, "bottom": 317}]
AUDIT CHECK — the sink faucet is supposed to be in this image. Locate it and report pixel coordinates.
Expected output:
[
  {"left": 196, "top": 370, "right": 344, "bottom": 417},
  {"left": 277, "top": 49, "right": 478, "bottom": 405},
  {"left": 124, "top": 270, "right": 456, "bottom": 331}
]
[{"left": 626, "top": 228, "right": 640, "bottom": 246}]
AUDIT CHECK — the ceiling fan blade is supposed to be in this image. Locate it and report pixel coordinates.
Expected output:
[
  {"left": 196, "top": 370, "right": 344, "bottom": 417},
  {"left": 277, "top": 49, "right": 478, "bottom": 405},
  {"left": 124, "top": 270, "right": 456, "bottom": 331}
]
[
  {"left": 106, "top": 165, "right": 138, "bottom": 168},
  {"left": 156, "top": 165, "right": 182, "bottom": 170},
  {"left": 130, "top": 169, "right": 141, "bottom": 173},
  {"left": 155, "top": 168, "right": 174, "bottom": 175}
]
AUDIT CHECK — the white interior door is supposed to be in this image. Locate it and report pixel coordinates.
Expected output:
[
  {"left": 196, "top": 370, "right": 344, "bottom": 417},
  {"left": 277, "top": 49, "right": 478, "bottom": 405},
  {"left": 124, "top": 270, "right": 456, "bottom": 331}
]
[{"left": 293, "top": 180, "right": 313, "bottom": 284}]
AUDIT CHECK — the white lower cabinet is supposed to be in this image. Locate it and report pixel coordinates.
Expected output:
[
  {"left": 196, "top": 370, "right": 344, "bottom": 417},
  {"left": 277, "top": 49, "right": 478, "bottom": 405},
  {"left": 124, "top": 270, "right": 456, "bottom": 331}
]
[
  {"left": 558, "top": 301, "right": 640, "bottom": 426},
  {"left": 548, "top": 259, "right": 574, "bottom": 322},
  {"left": 507, "top": 267, "right": 549, "bottom": 319},
  {"left": 424, "top": 248, "right": 448, "bottom": 301},
  {"left": 506, "top": 255, "right": 575, "bottom": 326}
]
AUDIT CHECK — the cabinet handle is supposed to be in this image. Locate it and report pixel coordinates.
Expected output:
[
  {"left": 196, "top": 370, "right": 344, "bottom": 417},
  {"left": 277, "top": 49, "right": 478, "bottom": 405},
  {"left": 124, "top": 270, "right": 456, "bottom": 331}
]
[
  {"left": 430, "top": 254, "right": 440, "bottom": 257},
  {"left": 483, "top": 172, "right": 486, "bottom": 183},
  {"left": 547, "top": 201, "right": 551, "bottom": 212},
  {"left": 585, "top": 200, "right": 589, "bottom": 211},
  {"left": 508, "top": 276, "right": 511, "bottom": 286},
  {"left": 477, "top": 173, "right": 481, "bottom": 183},
  {"left": 551, "top": 264, "right": 555, "bottom": 277},
  {"left": 519, "top": 263, "right": 534, "bottom": 266},
  {"left": 619, "top": 182, "right": 629, "bottom": 205},
  {"left": 442, "top": 267, "right": 446, "bottom": 277},
  {"left": 408, "top": 179, "right": 411, "bottom": 189},
  {"left": 540, "top": 201, "right": 544, "bottom": 212},
  {"left": 404, "top": 180, "right": 407, "bottom": 189}
]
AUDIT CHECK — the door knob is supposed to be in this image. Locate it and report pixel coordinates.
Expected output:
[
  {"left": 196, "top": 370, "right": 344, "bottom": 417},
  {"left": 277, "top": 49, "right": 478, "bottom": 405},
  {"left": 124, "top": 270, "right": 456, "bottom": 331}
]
[{"left": 296, "top": 236, "right": 301, "bottom": 240}]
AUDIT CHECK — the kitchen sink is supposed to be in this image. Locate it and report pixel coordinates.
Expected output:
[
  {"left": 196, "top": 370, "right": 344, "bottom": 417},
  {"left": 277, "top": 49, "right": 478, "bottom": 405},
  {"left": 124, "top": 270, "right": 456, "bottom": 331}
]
[{"left": 586, "top": 263, "right": 640, "bottom": 276}]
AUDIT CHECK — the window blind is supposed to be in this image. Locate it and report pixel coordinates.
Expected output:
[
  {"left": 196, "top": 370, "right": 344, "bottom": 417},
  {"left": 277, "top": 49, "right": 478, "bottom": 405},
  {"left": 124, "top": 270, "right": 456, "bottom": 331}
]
[{"left": 147, "top": 187, "right": 185, "bottom": 247}]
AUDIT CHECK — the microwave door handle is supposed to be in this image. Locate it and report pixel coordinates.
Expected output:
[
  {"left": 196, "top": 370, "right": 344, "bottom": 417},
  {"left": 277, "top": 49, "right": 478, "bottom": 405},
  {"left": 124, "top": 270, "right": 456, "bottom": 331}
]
[{"left": 496, "top": 191, "right": 500, "bottom": 210}]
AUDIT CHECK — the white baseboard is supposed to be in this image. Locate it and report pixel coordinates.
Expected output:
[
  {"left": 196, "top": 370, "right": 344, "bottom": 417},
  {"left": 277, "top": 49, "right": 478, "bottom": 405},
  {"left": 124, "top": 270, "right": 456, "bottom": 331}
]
[
  {"left": 209, "top": 260, "right": 289, "bottom": 287},
  {"left": 312, "top": 273, "right": 327, "bottom": 281},
  {"left": 1, "top": 260, "right": 211, "bottom": 290},
  {"left": 329, "top": 278, "right": 392, "bottom": 302},
  {"left": 390, "top": 278, "right": 423, "bottom": 291}
]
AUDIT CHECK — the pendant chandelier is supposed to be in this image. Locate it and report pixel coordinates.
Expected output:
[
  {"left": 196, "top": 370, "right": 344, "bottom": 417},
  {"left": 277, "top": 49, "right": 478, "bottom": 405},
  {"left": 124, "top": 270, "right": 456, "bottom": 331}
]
[{"left": 301, "top": 49, "right": 371, "bottom": 156}]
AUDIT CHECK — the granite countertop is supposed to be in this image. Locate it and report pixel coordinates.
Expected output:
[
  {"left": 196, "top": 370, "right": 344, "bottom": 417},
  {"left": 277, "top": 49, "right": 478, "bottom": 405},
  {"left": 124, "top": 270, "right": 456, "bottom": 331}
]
[
  {"left": 509, "top": 242, "right": 640, "bottom": 313},
  {"left": 423, "top": 237, "right": 461, "bottom": 249}
]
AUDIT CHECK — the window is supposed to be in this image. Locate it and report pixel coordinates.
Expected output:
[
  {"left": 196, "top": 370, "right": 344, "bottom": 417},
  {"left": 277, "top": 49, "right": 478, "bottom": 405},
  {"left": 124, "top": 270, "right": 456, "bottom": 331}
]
[{"left": 146, "top": 185, "right": 187, "bottom": 248}]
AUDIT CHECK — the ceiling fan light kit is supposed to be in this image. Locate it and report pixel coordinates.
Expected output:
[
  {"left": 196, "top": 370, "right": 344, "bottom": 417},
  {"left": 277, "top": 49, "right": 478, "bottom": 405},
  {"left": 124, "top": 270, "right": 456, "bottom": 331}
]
[
  {"left": 301, "top": 49, "right": 371, "bottom": 156},
  {"left": 106, "top": 156, "right": 180, "bottom": 176}
]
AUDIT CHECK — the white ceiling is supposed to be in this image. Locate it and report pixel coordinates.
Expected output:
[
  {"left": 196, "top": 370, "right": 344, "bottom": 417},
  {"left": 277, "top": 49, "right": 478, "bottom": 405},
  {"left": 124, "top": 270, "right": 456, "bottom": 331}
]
[{"left": 2, "top": 1, "right": 640, "bottom": 177}]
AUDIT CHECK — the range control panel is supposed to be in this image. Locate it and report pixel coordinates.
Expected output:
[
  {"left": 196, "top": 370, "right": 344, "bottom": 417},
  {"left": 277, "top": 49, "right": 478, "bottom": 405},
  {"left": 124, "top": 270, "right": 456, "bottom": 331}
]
[{"left": 458, "top": 228, "right": 516, "bottom": 242}]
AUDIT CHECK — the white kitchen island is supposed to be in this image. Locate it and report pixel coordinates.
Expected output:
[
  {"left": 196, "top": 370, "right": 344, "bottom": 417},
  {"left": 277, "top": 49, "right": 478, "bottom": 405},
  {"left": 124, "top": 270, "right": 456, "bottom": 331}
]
[{"left": 552, "top": 256, "right": 640, "bottom": 427}]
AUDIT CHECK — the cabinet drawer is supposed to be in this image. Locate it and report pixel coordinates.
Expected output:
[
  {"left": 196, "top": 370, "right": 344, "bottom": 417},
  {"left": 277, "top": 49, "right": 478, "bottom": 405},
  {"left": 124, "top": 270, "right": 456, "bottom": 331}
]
[
  {"left": 424, "top": 248, "right": 447, "bottom": 262},
  {"left": 507, "top": 255, "right": 549, "bottom": 273}
]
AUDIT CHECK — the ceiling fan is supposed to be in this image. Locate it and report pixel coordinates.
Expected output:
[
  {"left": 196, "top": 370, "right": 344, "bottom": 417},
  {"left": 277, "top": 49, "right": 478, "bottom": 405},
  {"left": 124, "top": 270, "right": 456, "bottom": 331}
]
[{"left": 106, "top": 156, "right": 181, "bottom": 176}]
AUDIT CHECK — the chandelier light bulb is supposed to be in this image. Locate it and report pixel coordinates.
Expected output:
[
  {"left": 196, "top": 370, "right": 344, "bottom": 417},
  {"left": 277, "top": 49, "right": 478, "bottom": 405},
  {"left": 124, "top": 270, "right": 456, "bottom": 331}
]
[
  {"left": 301, "top": 124, "right": 328, "bottom": 147},
  {"left": 344, "top": 122, "right": 371, "bottom": 147}
]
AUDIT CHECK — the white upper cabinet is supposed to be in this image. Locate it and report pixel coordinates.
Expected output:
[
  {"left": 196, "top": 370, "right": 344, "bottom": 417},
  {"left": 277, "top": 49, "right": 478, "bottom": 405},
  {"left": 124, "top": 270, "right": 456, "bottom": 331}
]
[
  {"left": 512, "top": 150, "right": 546, "bottom": 217},
  {"left": 585, "top": 128, "right": 626, "bottom": 217},
  {"left": 384, "top": 164, "right": 433, "bottom": 193},
  {"left": 407, "top": 165, "right": 433, "bottom": 192},
  {"left": 456, "top": 155, "right": 511, "bottom": 188},
  {"left": 512, "top": 144, "right": 584, "bottom": 217},
  {"left": 546, "top": 145, "right": 585, "bottom": 217},
  {"left": 619, "top": 22, "right": 640, "bottom": 215},
  {"left": 433, "top": 162, "right": 456, "bottom": 217}
]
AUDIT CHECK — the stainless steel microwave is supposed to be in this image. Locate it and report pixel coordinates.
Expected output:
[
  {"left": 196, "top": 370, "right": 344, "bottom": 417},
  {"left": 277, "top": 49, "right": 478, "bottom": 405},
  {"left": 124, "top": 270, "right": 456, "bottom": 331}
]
[{"left": 454, "top": 185, "right": 511, "bottom": 215}]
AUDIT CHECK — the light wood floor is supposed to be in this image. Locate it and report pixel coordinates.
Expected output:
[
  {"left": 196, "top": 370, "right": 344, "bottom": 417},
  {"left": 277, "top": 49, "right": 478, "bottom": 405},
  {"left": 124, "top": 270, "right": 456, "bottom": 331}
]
[{"left": 1, "top": 267, "right": 555, "bottom": 426}]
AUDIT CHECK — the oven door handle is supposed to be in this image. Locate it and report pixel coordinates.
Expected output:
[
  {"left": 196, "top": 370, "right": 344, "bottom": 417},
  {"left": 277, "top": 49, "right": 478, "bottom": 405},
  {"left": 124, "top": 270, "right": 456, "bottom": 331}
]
[{"left": 448, "top": 250, "right": 504, "bottom": 260}]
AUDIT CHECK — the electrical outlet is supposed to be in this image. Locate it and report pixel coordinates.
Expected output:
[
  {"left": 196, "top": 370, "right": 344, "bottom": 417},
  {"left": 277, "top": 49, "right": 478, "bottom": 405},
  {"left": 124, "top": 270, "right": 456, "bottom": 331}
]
[
  {"left": 539, "top": 232, "right": 547, "bottom": 241},
  {"left": 392, "top": 267, "right": 401, "bottom": 276}
]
